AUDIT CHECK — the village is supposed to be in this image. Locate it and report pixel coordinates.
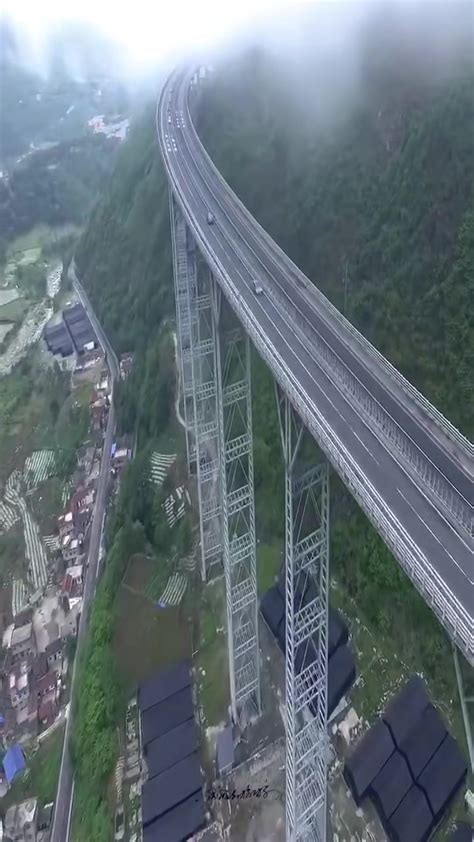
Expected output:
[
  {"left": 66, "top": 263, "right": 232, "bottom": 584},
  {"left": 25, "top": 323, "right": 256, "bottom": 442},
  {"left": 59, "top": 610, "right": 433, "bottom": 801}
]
[{"left": 0, "top": 296, "right": 135, "bottom": 841}]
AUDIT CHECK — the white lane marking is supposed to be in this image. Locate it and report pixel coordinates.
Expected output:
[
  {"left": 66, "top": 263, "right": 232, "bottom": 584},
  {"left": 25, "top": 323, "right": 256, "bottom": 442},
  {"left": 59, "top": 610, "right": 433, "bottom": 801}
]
[
  {"left": 397, "top": 486, "right": 472, "bottom": 582},
  {"left": 352, "top": 430, "right": 380, "bottom": 466},
  {"left": 172, "top": 117, "right": 439, "bottom": 509},
  {"left": 178, "top": 85, "right": 470, "bottom": 511},
  {"left": 159, "top": 90, "right": 473, "bottom": 646},
  {"left": 65, "top": 777, "right": 75, "bottom": 841},
  {"left": 174, "top": 105, "right": 472, "bottom": 553},
  {"left": 163, "top": 90, "right": 471, "bottom": 579}
]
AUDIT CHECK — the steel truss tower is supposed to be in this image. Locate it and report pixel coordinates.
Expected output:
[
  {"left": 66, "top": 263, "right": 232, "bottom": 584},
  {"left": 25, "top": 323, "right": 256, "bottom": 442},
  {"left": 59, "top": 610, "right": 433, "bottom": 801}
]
[
  {"left": 170, "top": 195, "right": 221, "bottom": 579},
  {"left": 276, "top": 384, "right": 330, "bottom": 842},
  {"left": 212, "top": 279, "right": 261, "bottom": 724},
  {"left": 170, "top": 196, "right": 260, "bottom": 724}
]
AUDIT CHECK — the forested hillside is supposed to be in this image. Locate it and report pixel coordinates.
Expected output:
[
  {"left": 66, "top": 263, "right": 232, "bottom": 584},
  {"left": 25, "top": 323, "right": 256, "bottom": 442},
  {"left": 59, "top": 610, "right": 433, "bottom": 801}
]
[
  {"left": 0, "top": 136, "right": 119, "bottom": 252},
  {"left": 197, "top": 41, "right": 474, "bottom": 439},
  {"left": 193, "top": 21, "right": 473, "bottom": 731},
  {"left": 72, "top": 9, "right": 472, "bottom": 834},
  {"left": 76, "top": 105, "right": 176, "bottom": 442},
  {"left": 72, "top": 110, "right": 179, "bottom": 840},
  {"left": 76, "top": 106, "right": 173, "bottom": 353}
]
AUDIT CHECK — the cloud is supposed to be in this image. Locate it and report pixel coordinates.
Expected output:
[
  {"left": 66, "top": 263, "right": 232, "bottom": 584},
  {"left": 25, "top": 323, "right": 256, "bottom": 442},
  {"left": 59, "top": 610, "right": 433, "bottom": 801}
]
[{"left": 1, "top": 0, "right": 315, "bottom": 77}]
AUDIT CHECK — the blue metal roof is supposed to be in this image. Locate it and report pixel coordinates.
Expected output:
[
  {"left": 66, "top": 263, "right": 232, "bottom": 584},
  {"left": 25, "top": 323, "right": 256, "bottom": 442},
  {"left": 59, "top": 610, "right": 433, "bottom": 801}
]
[{"left": 3, "top": 744, "right": 26, "bottom": 784}]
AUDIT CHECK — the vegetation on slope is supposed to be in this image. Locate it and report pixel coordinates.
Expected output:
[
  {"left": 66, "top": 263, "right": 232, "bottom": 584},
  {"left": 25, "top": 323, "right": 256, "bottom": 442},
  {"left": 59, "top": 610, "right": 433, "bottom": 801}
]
[
  {"left": 197, "top": 46, "right": 474, "bottom": 438},
  {"left": 70, "top": 9, "right": 472, "bottom": 834},
  {"left": 76, "top": 106, "right": 173, "bottom": 351},
  {"left": 0, "top": 136, "right": 119, "bottom": 254},
  {"left": 195, "top": 15, "right": 473, "bottom": 787},
  {"left": 72, "top": 105, "right": 185, "bottom": 839}
]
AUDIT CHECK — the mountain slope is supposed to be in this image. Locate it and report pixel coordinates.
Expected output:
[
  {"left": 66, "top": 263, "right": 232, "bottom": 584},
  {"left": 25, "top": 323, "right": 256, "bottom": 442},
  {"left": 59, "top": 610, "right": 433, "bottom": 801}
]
[
  {"left": 73, "top": 19, "right": 472, "bottom": 833},
  {"left": 75, "top": 105, "right": 173, "bottom": 357},
  {"left": 197, "top": 45, "right": 474, "bottom": 438}
]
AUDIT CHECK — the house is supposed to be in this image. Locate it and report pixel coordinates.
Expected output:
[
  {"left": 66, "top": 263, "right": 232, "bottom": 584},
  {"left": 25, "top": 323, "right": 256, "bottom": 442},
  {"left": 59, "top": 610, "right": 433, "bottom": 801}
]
[
  {"left": 4, "top": 797, "right": 37, "bottom": 841},
  {"left": 3, "top": 745, "right": 26, "bottom": 786},
  {"left": 13, "top": 607, "right": 33, "bottom": 628},
  {"left": 119, "top": 353, "right": 133, "bottom": 380},
  {"left": 34, "top": 671, "right": 57, "bottom": 702},
  {"left": 8, "top": 666, "right": 30, "bottom": 710},
  {"left": 110, "top": 435, "right": 133, "bottom": 472},
  {"left": 9, "top": 625, "right": 36, "bottom": 663},
  {"left": 96, "top": 369, "right": 110, "bottom": 395},
  {"left": 16, "top": 694, "right": 38, "bottom": 731},
  {"left": 57, "top": 511, "right": 74, "bottom": 538},
  {"left": 62, "top": 565, "right": 83, "bottom": 599},
  {"left": 45, "top": 638, "right": 62, "bottom": 671},
  {"left": 74, "top": 348, "right": 102, "bottom": 372},
  {"left": 74, "top": 507, "right": 91, "bottom": 538},
  {"left": 91, "top": 402, "right": 107, "bottom": 432},
  {"left": 110, "top": 446, "right": 131, "bottom": 472},
  {"left": 38, "top": 699, "right": 57, "bottom": 730},
  {"left": 37, "top": 802, "right": 53, "bottom": 833},
  {"left": 88, "top": 114, "right": 105, "bottom": 132},
  {"left": 90, "top": 391, "right": 108, "bottom": 432},
  {"left": 85, "top": 458, "right": 100, "bottom": 487},
  {"left": 61, "top": 534, "right": 82, "bottom": 564},
  {"left": 31, "top": 653, "right": 47, "bottom": 681},
  {"left": 69, "top": 486, "right": 95, "bottom": 516},
  {"left": 77, "top": 445, "right": 95, "bottom": 475},
  {"left": 59, "top": 599, "right": 82, "bottom": 641}
]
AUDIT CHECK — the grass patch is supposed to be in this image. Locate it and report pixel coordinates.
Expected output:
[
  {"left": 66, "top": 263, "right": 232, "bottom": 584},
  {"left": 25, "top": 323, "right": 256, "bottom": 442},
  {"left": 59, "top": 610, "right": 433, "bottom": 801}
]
[
  {"left": 18, "top": 247, "right": 42, "bottom": 265},
  {"left": 7, "top": 223, "right": 81, "bottom": 257},
  {"left": 195, "top": 579, "right": 229, "bottom": 727},
  {"left": 0, "top": 523, "right": 27, "bottom": 586},
  {"left": 2, "top": 725, "right": 65, "bottom": 811},
  {"left": 29, "top": 476, "right": 64, "bottom": 533},
  {"left": 72, "top": 381, "right": 94, "bottom": 408},
  {"left": 145, "top": 560, "right": 172, "bottom": 602},
  {"left": 0, "top": 371, "right": 48, "bottom": 484},
  {"left": 257, "top": 539, "right": 283, "bottom": 595},
  {"left": 0, "top": 296, "right": 29, "bottom": 322},
  {"left": 122, "top": 551, "right": 171, "bottom": 603},
  {"left": 153, "top": 417, "right": 185, "bottom": 457},
  {"left": 113, "top": 554, "right": 191, "bottom": 692}
]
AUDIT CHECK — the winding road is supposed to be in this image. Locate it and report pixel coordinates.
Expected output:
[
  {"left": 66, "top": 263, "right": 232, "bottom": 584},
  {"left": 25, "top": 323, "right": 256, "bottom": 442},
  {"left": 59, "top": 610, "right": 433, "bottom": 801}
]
[
  {"left": 50, "top": 268, "right": 119, "bottom": 842},
  {"left": 157, "top": 68, "right": 473, "bottom": 661}
]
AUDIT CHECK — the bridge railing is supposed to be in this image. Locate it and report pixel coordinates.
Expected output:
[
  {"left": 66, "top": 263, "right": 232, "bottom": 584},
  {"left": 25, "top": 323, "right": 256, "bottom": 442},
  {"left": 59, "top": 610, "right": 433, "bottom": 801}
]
[
  {"left": 157, "top": 80, "right": 474, "bottom": 663},
  {"left": 179, "top": 86, "right": 472, "bottom": 536},
  {"left": 184, "top": 78, "right": 473, "bottom": 464}
]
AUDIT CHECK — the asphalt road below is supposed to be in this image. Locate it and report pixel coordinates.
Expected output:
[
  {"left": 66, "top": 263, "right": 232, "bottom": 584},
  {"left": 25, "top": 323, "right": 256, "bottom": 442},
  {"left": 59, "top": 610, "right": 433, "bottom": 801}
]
[{"left": 50, "top": 270, "right": 118, "bottom": 842}]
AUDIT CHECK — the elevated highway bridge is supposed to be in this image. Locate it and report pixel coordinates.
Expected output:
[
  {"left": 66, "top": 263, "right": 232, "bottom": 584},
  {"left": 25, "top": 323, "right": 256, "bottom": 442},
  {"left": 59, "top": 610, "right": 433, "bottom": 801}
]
[{"left": 157, "top": 67, "right": 473, "bottom": 841}]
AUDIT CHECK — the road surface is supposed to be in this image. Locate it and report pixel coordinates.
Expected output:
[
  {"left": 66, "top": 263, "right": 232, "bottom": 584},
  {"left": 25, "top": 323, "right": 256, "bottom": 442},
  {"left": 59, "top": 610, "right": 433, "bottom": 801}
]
[
  {"left": 50, "top": 270, "right": 119, "bottom": 842},
  {"left": 157, "top": 68, "right": 473, "bottom": 659}
]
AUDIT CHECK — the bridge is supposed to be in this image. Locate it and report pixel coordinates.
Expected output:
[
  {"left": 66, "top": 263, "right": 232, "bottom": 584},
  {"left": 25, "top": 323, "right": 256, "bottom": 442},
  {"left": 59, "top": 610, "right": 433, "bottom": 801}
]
[{"left": 157, "top": 66, "right": 473, "bottom": 841}]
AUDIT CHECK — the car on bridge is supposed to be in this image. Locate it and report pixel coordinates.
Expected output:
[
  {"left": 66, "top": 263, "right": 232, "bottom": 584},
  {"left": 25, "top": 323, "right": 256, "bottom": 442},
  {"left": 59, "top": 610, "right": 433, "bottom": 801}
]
[
  {"left": 253, "top": 279, "right": 263, "bottom": 295},
  {"left": 207, "top": 211, "right": 215, "bottom": 225}
]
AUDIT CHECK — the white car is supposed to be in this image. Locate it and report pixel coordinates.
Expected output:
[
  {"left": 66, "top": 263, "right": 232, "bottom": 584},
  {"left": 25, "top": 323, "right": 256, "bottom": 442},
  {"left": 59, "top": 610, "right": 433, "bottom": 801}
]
[
  {"left": 207, "top": 211, "right": 215, "bottom": 225},
  {"left": 253, "top": 279, "right": 263, "bottom": 295}
]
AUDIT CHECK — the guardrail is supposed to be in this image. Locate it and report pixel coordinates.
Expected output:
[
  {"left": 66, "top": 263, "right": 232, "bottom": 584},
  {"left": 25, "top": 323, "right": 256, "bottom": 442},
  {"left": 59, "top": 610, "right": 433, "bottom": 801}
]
[
  {"left": 184, "top": 76, "right": 473, "bottom": 464},
  {"left": 179, "top": 79, "right": 472, "bottom": 536},
  {"left": 157, "top": 77, "right": 473, "bottom": 661},
  {"left": 178, "top": 100, "right": 472, "bottom": 536}
]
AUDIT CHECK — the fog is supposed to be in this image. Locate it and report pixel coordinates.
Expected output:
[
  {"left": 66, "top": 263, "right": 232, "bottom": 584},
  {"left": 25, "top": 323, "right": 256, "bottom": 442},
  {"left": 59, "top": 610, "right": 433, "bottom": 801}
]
[
  {"left": 1, "top": 0, "right": 311, "bottom": 80},
  {"left": 1, "top": 0, "right": 472, "bottom": 93}
]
